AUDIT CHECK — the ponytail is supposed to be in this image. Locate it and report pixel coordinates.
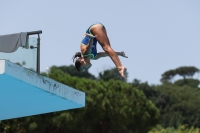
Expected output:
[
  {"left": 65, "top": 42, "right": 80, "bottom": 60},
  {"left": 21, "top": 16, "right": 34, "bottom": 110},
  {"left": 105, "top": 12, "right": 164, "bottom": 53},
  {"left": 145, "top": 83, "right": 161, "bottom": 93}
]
[
  {"left": 72, "top": 52, "right": 82, "bottom": 62},
  {"left": 72, "top": 52, "right": 82, "bottom": 71}
]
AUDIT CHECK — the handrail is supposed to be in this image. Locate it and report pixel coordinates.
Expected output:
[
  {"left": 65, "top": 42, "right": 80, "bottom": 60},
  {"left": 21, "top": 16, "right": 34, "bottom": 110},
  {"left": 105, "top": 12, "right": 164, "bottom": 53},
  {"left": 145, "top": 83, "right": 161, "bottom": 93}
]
[{"left": 27, "top": 30, "right": 42, "bottom": 35}]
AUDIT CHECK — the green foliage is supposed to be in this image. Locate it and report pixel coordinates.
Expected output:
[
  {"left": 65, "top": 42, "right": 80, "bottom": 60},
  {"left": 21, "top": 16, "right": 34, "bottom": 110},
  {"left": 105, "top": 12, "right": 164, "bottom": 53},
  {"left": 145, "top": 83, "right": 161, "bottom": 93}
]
[
  {"left": 176, "top": 66, "right": 199, "bottom": 79},
  {"left": 15, "top": 61, "right": 26, "bottom": 66},
  {"left": 149, "top": 84, "right": 200, "bottom": 128},
  {"left": 161, "top": 70, "right": 176, "bottom": 83},
  {"left": 131, "top": 79, "right": 157, "bottom": 100},
  {"left": 48, "top": 70, "right": 159, "bottom": 133},
  {"left": 136, "top": 69, "right": 200, "bottom": 129},
  {"left": 148, "top": 125, "right": 200, "bottom": 133},
  {"left": 174, "top": 78, "right": 200, "bottom": 88},
  {"left": 98, "top": 67, "right": 128, "bottom": 82},
  {"left": 47, "top": 65, "right": 96, "bottom": 80},
  {"left": 0, "top": 119, "right": 26, "bottom": 133},
  {"left": 161, "top": 66, "right": 199, "bottom": 83}
]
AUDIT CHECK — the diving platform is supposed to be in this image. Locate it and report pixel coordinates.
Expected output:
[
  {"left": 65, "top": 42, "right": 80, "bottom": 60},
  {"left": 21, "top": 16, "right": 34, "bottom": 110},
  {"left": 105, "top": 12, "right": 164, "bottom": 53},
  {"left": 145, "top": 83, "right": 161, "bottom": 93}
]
[{"left": 0, "top": 60, "right": 85, "bottom": 120}]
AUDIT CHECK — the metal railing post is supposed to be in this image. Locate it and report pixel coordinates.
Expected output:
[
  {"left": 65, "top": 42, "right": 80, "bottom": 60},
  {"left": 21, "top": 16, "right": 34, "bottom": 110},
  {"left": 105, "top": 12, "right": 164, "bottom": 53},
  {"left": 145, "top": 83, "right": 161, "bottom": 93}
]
[
  {"left": 37, "top": 34, "right": 40, "bottom": 74},
  {"left": 27, "top": 30, "right": 42, "bottom": 74}
]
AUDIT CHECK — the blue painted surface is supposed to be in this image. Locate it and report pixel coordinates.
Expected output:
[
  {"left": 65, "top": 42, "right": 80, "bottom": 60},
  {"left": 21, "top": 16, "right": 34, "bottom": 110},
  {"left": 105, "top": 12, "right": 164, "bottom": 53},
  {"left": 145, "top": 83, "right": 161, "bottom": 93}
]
[
  {"left": 0, "top": 60, "right": 85, "bottom": 120},
  {"left": 0, "top": 73, "right": 83, "bottom": 120}
]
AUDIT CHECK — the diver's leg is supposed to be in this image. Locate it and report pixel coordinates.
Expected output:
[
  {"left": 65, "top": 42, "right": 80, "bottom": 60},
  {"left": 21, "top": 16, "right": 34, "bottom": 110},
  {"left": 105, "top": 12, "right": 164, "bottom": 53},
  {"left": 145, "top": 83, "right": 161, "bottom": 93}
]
[{"left": 90, "top": 24, "right": 127, "bottom": 79}]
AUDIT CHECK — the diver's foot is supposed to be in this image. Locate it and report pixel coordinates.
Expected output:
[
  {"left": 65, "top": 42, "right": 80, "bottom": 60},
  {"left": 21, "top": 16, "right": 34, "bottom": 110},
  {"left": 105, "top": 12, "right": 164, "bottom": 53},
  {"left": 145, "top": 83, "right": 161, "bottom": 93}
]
[{"left": 118, "top": 66, "right": 127, "bottom": 80}]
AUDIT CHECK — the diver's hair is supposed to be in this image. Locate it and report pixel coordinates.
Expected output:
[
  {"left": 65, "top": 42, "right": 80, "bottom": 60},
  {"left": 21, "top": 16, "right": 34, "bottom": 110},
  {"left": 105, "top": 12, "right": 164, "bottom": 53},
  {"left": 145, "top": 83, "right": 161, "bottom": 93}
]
[
  {"left": 72, "top": 52, "right": 82, "bottom": 71},
  {"left": 72, "top": 52, "right": 82, "bottom": 62}
]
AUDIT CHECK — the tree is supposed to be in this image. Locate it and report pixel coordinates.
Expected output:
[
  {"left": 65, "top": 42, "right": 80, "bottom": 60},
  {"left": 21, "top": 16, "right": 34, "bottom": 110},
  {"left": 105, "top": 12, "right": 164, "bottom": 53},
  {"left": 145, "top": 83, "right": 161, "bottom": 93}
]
[
  {"left": 160, "top": 70, "right": 176, "bottom": 83},
  {"left": 15, "top": 61, "right": 26, "bottom": 66},
  {"left": 148, "top": 84, "right": 200, "bottom": 128},
  {"left": 50, "top": 76, "right": 160, "bottom": 133},
  {"left": 98, "top": 67, "right": 128, "bottom": 82},
  {"left": 42, "top": 65, "right": 96, "bottom": 80},
  {"left": 175, "top": 66, "right": 199, "bottom": 80},
  {"left": 174, "top": 79, "right": 200, "bottom": 88},
  {"left": 132, "top": 78, "right": 141, "bottom": 87},
  {"left": 160, "top": 66, "right": 199, "bottom": 83}
]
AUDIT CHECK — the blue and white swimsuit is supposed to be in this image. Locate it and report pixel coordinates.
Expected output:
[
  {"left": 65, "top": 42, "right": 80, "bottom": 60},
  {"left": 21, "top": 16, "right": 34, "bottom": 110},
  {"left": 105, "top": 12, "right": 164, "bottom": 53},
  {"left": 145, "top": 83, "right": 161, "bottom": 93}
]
[{"left": 81, "top": 23, "right": 104, "bottom": 59}]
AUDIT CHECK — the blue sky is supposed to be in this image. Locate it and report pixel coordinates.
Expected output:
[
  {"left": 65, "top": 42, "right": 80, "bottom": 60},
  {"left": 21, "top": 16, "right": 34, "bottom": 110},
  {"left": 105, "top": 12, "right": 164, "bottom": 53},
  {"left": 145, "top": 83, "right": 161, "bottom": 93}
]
[{"left": 1, "top": 0, "right": 200, "bottom": 84}]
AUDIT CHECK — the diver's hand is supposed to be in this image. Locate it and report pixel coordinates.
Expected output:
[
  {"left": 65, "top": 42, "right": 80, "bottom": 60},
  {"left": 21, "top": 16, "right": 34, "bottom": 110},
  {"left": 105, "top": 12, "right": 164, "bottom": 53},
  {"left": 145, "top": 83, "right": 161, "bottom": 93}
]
[
  {"left": 85, "top": 33, "right": 97, "bottom": 38},
  {"left": 120, "top": 51, "right": 128, "bottom": 58}
]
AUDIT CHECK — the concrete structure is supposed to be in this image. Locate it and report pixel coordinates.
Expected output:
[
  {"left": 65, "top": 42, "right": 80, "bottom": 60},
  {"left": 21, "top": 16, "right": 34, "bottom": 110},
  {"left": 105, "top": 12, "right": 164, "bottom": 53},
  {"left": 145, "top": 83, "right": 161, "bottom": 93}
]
[{"left": 0, "top": 60, "right": 85, "bottom": 120}]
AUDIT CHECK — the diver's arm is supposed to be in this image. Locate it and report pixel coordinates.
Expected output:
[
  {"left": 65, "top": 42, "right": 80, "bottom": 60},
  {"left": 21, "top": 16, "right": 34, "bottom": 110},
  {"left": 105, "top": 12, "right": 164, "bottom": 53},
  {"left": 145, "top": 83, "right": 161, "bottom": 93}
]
[{"left": 81, "top": 34, "right": 97, "bottom": 54}]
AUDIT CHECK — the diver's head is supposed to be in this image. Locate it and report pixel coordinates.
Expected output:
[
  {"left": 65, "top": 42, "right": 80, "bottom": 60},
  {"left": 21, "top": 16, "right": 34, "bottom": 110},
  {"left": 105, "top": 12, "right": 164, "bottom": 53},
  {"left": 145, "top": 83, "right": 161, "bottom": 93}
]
[{"left": 72, "top": 52, "right": 92, "bottom": 72}]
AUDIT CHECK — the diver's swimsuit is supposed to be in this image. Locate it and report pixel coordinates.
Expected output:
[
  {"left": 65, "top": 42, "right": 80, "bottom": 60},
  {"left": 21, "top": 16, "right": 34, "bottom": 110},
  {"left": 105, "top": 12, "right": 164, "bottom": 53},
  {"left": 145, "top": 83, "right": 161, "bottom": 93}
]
[{"left": 81, "top": 23, "right": 104, "bottom": 59}]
